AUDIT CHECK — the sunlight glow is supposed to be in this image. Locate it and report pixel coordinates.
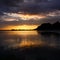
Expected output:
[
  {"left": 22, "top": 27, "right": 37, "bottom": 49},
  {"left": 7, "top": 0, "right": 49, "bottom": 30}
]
[
  {"left": 4, "top": 13, "right": 46, "bottom": 21},
  {"left": 7, "top": 31, "right": 38, "bottom": 36},
  {"left": 19, "top": 14, "right": 46, "bottom": 20},
  {"left": 20, "top": 40, "right": 45, "bottom": 47},
  {"left": 3, "top": 31, "right": 46, "bottom": 48},
  {"left": 1, "top": 25, "right": 38, "bottom": 30},
  {"left": 14, "top": 25, "right": 38, "bottom": 30}
]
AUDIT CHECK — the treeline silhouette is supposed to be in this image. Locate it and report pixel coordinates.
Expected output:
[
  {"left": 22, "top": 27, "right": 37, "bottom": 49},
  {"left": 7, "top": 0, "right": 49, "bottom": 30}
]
[{"left": 36, "top": 21, "right": 60, "bottom": 31}]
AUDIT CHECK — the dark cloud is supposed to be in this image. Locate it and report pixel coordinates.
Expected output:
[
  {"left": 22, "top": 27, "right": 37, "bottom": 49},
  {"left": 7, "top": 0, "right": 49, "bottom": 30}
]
[
  {"left": 35, "top": 0, "right": 48, "bottom": 2},
  {"left": 0, "top": 20, "right": 40, "bottom": 28},
  {"left": 40, "top": 16, "right": 60, "bottom": 24},
  {"left": 0, "top": 0, "right": 24, "bottom": 6},
  {"left": 0, "top": 0, "right": 60, "bottom": 29},
  {"left": 0, "top": 0, "right": 60, "bottom": 14},
  {"left": 0, "top": 0, "right": 24, "bottom": 15},
  {"left": 0, "top": 0, "right": 60, "bottom": 22},
  {"left": 17, "top": 0, "right": 60, "bottom": 14},
  {"left": 1, "top": 15, "right": 60, "bottom": 28}
]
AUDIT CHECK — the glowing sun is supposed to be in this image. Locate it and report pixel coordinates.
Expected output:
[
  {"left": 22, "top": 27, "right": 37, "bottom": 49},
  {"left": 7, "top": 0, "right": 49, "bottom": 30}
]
[
  {"left": 14, "top": 25, "right": 38, "bottom": 30},
  {"left": 1, "top": 25, "right": 38, "bottom": 30}
]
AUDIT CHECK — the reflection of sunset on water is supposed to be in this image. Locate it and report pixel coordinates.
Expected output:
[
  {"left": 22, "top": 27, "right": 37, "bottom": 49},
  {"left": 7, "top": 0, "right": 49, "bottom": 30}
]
[
  {"left": 0, "top": 31, "right": 59, "bottom": 49},
  {"left": 2, "top": 31, "right": 46, "bottom": 48},
  {"left": 7, "top": 31, "right": 38, "bottom": 36},
  {"left": 19, "top": 40, "right": 45, "bottom": 47}
]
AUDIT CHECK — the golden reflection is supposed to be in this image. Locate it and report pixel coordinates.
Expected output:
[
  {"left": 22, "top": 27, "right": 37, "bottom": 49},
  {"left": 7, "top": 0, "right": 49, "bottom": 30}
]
[
  {"left": 4, "top": 39, "right": 46, "bottom": 48},
  {"left": 0, "top": 28, "right": 58, "bottom": 49},
  {"left": 2, "top": 31, "right": 56, "bottom": 48},
  {"left": 19, "top": 40, "right": 45, "bottom": 47},
  {"left": 7, "top": 31, "right": 38, "bottom": 36},
  {"left": 3, "top": 31, "right": 46, "bottom": 48}
]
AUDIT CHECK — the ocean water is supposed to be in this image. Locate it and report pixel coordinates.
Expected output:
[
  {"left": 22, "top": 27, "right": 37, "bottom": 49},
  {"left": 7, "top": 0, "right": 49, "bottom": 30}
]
[
  {"left": 0, "top": 31, "right": 60, "bottom": 49},
  {"left": 0, "top": 31, "right": 60, "bottom": 60}
]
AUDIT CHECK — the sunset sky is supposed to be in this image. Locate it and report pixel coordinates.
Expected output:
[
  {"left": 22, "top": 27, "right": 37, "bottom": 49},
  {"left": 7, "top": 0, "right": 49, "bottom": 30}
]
[{"left": 0, "top": 0, "right": 60, "bottom": 30}]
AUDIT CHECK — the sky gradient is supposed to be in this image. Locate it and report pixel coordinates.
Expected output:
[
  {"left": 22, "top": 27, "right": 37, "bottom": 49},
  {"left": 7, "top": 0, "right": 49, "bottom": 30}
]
[{"left": 0, "top": 0, "right": 60, "bottom": 30}]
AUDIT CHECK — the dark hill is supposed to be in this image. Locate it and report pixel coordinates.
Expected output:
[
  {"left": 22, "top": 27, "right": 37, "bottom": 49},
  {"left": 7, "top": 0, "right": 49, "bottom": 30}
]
[{"left": 36, "top": 21, "right": 60, "bottom": 31}]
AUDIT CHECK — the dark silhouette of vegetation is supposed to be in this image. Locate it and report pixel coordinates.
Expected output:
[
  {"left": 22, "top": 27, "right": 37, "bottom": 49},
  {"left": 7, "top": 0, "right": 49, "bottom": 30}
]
[
  {"left": 36, "top": 21, "right": 60, "bottom": 31},
  {"left": 11, "top": 29, "right": 34, "bottom": 31}
]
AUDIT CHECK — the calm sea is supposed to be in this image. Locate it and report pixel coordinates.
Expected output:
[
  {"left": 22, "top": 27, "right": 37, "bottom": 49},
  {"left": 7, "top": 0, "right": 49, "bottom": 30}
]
[
  {"left": 0, "top": 31, "right": 60, "bottom": 60},
  {"left": 0, "top": 31, "right": 60, "bottom": 49}
]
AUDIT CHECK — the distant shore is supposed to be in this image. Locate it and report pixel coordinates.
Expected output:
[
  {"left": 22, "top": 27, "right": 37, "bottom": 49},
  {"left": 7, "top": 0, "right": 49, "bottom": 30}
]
[
  {"left": 36, "top": 21, "right": 60, "bottom": 31},
  {"left": 0, "top": 21, "right": 60, "bottom": 31}
]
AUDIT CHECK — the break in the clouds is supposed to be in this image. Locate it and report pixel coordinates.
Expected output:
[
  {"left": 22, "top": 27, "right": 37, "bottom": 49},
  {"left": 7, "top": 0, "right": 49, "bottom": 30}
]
[
  {"left": 0, "top": 0, "right": 60, "bottom": 18},
  {"left": 0, "top": 0, "right": 60, "bottom": 29}
]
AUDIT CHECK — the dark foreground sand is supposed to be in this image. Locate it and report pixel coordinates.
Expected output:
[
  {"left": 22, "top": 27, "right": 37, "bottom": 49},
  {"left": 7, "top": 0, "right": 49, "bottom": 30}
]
[{"left": 0, "top": 46, "right": 60, "bottom": 60}]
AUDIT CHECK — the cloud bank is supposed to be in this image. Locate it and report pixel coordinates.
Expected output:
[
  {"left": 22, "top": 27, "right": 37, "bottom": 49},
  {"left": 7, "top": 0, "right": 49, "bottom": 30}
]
[{"left": 0, "top": 0, "right": 60, "bottom": 29}]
